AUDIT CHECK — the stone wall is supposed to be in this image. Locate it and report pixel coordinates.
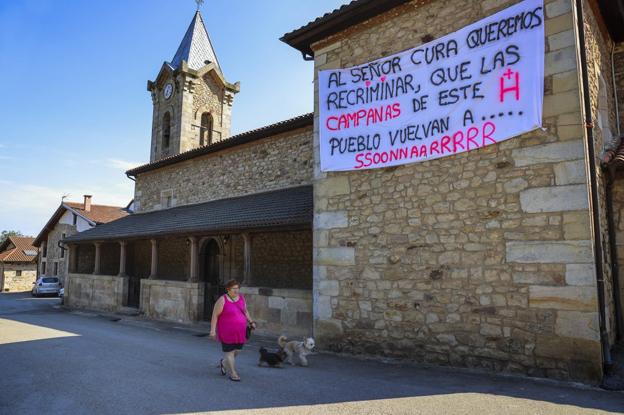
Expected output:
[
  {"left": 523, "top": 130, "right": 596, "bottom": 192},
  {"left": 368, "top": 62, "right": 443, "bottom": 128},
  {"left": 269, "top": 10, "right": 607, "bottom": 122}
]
[
  {"left": 41, "top": 223, "right": 76, "bottom": 284},
  {"left": 140, "top": 279, "right": 202, "bottom": 322},
  {"left": 127, "top": 240, "right": 151, "bottom": 279},
  {"left": 581, "top": 0, "right": 619, "bottom": 346},
  {"left": 311, "top": 0, "right": 604, "bottom": 382},
  {"left": 615, "top": 44, "right": 624, "bottom": 131},
  {"left": 610, "top": 170, "right": 624, "bottom": 337},
  {"left": 191, "top": 72, "right": 230, "bottom": 144},
  {"left": 100, "top": 242, "right": 120, "bottom": 276},
  {"left": 249, "top": 231, "right": 313, "bottom": 289},
  {"left": 76, "top": 244, "right": 95, "bottom": 274},
  {"left": 1, "top": 264, "right": 37, "bottom": 292},
  {"left": 241, "top": 287, "right": 313, "bottom": 338},
  {"left": 157, "top": 237, "right": 189, "bottom": 281},
  {"left": 65, "top": 273, "right": 127, "bottom": 312},
  {"left": 135, "top": 126, "right": 313, "bottom": 212},
  {"left": 149, "top": 68, "right": 235, "bottom": 162}
]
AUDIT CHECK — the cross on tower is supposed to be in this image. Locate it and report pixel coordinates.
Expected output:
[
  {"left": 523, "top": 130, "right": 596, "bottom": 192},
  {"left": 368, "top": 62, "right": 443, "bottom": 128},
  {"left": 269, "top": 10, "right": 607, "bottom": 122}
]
[{"left": 195, "top": 0, "right": 204, "bottom": 10}]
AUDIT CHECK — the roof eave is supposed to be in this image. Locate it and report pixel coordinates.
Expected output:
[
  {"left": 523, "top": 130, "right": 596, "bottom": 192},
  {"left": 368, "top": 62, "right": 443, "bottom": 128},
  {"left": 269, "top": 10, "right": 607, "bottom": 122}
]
[
  {"left": 126, "top": 113, "right": 313, "bottom": 177},
  {"left": 280, "top": 0, "right": 411, "bottom": 58}
]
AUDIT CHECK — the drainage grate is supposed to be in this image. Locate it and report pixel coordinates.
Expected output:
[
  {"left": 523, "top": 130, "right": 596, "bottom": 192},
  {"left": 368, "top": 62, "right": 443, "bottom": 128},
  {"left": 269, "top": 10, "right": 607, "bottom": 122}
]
[
  {"left": 109, "top": 317, "right": 121, "bottom": 322},
  {"left": 193, "top": 333, "right": 210, "bottom": 337}
]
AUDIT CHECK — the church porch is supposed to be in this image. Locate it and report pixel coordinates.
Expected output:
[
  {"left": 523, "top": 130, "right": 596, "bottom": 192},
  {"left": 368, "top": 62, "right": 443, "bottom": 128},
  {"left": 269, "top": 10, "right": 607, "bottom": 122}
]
[{"left": 62, "top": 186, "right": 313, "bottom": 337}]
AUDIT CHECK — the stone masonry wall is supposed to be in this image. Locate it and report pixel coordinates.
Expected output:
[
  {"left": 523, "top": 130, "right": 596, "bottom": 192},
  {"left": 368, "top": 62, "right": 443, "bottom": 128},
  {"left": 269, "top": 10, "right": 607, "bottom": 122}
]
[
  {"left": 612, "top": 170, "right": 624, "bottom": 334},
  {"left": 581, "top": 0, "right": 619, "bottom": 345},
  {"left": 615, "top": 44, "right": 624, "bottom": 131},
  {"left": 135, "top": 126, "right": 313, "bottom": 212},
  {"left": 76, "top": 244, "right": 95, "bottom": 274},
  {"left": 157, "top": 237, "right": 189, "bottom": 281},
  {"left": 150, "top": 68, "right": 234, "bottom": 162},
  {"left": 311, "top": 0, "right": 603, "bottom": 382},
  {"left": 249, "top": 230, "right": 313, "bottom": 289},
  {"left": 41, "top": 223, "right": 76, "bottom": 284},
  {"left": 1, "top": 264, "right": 37, "bottom": 292}
]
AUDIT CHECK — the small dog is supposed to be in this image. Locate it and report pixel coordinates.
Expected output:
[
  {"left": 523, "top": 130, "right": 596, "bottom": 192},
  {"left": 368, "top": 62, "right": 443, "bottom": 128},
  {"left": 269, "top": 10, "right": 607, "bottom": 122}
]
[
  {"left": 258, "top": 347, "right": 287, "bottom": 368},
  {"left": 278, "top": 335, "right": 315, "bottom": 366}
]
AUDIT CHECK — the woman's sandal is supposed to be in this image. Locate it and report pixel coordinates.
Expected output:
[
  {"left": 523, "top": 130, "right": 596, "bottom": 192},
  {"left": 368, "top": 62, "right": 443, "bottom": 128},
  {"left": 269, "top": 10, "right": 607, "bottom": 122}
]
[
  {"left": 228, "top": 376, "right": 241, "bottom": 382},
  {"left": 219, "top": 359, "right": 226, "bottom": 376}
]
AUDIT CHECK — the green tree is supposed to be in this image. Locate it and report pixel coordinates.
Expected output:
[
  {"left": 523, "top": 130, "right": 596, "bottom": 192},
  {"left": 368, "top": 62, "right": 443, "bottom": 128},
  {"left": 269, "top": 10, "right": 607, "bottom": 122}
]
[{"left": 0, "top": 230, "right": 23, "bottom": 244}]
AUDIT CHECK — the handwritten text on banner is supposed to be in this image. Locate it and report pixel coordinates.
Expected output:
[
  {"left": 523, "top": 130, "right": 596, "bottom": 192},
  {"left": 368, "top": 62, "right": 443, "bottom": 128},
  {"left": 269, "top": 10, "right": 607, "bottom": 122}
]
[{"left": 318, "top": 0, "right": 545, "bottom": 171}]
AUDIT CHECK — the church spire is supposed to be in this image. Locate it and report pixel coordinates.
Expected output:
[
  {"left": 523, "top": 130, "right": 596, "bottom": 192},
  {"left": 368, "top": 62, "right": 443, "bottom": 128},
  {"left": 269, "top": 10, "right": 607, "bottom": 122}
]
[{"left": 170, "top": 10, "right": 220, "bottom": 71}]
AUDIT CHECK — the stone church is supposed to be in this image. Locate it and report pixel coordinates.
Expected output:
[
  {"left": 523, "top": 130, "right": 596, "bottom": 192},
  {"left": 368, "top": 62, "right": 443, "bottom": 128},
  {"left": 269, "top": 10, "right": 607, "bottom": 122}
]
[{"left": 64, "top": 0, "right": 624, "bottom": 384}]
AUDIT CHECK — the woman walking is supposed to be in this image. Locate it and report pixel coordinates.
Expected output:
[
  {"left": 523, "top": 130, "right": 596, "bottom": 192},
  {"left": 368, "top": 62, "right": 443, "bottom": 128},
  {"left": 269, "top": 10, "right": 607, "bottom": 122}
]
[{"left": 210, "top": 279, "right": 256, "bottom": 381}]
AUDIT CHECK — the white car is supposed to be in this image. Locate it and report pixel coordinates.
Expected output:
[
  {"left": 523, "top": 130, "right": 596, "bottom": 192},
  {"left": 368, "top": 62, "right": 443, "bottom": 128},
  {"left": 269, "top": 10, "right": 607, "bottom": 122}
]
[{"left": 32, "top": 277, "right": 61, "bottom": 297}]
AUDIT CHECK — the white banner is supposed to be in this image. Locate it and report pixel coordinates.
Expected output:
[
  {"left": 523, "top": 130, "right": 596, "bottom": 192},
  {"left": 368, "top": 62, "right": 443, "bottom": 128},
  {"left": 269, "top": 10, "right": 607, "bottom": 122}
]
[{"left": 318, "top": 0, "right": 544, "bottom": 171}]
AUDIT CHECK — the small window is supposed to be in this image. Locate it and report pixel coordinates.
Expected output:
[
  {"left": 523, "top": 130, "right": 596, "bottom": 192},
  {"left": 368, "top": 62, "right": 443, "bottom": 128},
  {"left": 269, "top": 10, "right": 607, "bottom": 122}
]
[
  {"left": 42, "top": 262, "right": 46, "bottom": 275},
  {"left": 200, "top": 112, "right": 213, "bottom": 146},
  {"left": 162, "top": 112, "right": 171, "bottom": 148},
  {"left": 60, "top": 234, "right": 66, "bottom": 258},
  {"left": 54, "top": 262, "right": 59, "bottom": 276},
  {"left": 73, "top": 214, "right": 77, "bottom": 226},
  {"left": 42, "top": 243, "right": 47, "bottom": 258},
  {"left": 160, "top": 190, "right": 174, "bottom": 209},
  {"left": 16, "top": 270, "right": 22, "bottom": 277}
]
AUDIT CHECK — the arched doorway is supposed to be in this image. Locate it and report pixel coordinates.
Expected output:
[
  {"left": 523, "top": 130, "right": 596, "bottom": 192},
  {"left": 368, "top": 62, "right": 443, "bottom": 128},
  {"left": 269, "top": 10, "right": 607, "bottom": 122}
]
[{"left": 200, "top": 238, "right": 223, "bottom": 320}]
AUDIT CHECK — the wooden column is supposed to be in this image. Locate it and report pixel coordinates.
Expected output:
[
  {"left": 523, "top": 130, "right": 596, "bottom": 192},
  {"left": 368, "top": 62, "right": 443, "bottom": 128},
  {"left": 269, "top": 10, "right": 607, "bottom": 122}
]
[
  {"left": 243, "top": 233, "right": 252, "bottom": 285},
  {"left": 69, "top": 245, "right": 78, "bottom": 273},
  {"left": 149, "top": 239, "right": 158, "bottom": 279},
  {"left": 93, "top": 242, "right": 102, "bottom": 275},
  {"left": 118, "top": 241, "right": 127, "bottom": 277},
  {"left": 188, "top": 236, "right": 199, "bottom": 282}
]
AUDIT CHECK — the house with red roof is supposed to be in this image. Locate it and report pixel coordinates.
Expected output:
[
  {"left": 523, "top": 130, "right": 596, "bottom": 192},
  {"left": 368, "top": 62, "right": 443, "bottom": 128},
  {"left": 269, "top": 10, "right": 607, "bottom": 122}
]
[
  {"left": 33, "top": 195, "right": 130, "bottom": 285},
  {"left": 0, "top": 236, "right": 38, "bottom": 292}
]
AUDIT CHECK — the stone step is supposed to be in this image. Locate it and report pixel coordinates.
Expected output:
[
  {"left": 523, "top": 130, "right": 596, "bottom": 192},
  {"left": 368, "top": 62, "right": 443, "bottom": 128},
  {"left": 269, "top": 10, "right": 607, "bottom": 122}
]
[{"left": 117, "top": 306, "right": 141, "bottom": 316}]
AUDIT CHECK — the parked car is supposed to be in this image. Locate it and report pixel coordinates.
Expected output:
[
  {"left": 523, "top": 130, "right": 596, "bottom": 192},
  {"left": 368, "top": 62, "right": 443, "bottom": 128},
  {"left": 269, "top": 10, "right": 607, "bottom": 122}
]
[
  {"left": 32, "top": 277, "right": 61, "bottom": 297},
  {"left": 59, "top": 287, "right": 65, "bottom": 303}
]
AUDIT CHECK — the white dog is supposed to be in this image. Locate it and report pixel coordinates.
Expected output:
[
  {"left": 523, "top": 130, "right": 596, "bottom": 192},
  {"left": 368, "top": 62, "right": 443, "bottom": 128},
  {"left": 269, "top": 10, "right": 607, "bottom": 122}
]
[{"left": 278, "top": 335, "right": 315, "bottom": 366}]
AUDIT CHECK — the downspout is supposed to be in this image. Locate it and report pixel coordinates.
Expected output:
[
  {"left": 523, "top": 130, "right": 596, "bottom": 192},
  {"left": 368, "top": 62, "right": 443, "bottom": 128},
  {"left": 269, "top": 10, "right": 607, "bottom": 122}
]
[
  {"left": 605, "top": 165, "right": 623, "bottom": 341},
  {"left": 574, "top": 0, "right": 613, "bottom": 370},
  {"left": 611, "top": 45, "right": 621, "bottom": 137}
]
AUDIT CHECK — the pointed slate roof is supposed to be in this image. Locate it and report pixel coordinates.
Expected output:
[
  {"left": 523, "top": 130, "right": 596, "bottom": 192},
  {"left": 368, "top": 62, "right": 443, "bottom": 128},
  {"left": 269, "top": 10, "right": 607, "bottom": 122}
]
[{"left": 170, "top": 11, "right": 220, "bottom": 71}]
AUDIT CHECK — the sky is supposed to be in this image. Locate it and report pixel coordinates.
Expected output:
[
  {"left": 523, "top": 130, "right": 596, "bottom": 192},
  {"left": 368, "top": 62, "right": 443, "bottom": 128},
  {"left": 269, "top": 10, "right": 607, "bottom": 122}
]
[{"left": 0, "top": 0, "right": 348, "bottom": 237}]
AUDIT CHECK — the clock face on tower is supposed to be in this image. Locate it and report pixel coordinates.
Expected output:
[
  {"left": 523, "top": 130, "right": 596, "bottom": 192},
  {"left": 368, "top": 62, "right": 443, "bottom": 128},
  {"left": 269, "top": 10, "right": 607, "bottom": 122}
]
[{"left": 163, "top": 83, "right": 174, "bottom": 100}]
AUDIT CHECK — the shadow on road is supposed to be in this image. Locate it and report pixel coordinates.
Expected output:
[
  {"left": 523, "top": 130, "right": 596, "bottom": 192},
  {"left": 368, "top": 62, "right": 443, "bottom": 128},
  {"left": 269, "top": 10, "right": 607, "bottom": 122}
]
[{"left": 1, "top": 292, "right": 622, "bottom": 415}]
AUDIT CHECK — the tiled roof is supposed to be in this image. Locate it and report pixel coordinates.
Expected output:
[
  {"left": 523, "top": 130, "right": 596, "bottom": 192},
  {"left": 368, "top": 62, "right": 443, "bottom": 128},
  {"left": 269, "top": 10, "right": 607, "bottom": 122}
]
[
  {"left": 280, "top": 0, "right": 411, "bottom": 58},
  {"left": 64, "top": 186, "right": 313, "bottom": 243},
  {"left": 65, "top": 202, "right": 129, "bottom": 224},
  {"left": 0, "top": 236, "right": 37, "bottom": 263},
  {"left": 170, "top": 11, "right": 220, "bottom": 71},
  {"left": 33, "top": 201, "right": 129, "bottom": 247},
  {"left": 126, "top": 113, "right": 313, "bottom": 176}
]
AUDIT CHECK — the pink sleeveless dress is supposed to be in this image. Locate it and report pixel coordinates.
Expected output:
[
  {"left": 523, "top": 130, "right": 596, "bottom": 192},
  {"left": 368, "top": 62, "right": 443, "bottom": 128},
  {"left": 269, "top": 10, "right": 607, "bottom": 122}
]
[{"left": 216, "top": 295, "right": 248, "bottom": 345}]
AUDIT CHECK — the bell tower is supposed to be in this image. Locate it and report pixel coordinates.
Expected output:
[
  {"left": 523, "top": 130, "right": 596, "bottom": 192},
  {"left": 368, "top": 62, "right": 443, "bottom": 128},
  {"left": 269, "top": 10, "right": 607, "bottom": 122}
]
[{"left": 147, "top": 10, "right": 240, "bottom": 162}]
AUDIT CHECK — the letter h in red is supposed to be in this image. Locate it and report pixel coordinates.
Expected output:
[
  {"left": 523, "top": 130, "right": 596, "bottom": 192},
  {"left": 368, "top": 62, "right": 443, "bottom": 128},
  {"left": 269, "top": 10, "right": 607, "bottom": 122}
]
[{"left": 499, "top": 68, "right": 520, "bottom": 102}]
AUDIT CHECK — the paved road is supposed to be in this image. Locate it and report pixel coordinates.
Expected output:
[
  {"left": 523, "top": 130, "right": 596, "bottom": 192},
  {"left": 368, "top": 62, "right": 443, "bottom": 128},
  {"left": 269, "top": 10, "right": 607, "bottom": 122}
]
[{"left": 0, "top": 292, "right": 622, "bottom": 415}]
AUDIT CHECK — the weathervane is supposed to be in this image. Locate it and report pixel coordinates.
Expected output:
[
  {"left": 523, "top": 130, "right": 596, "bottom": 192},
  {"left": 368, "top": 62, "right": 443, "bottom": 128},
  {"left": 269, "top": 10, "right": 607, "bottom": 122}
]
[{"left": 195, "top": 0, "right": 204, "bottom": 10}]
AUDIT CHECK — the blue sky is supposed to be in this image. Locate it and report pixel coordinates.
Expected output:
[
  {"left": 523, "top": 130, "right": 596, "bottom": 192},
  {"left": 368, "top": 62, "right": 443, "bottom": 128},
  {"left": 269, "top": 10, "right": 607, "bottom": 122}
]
[{"left": 0, "top": 0, "right": 347, "bottom": 237}]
